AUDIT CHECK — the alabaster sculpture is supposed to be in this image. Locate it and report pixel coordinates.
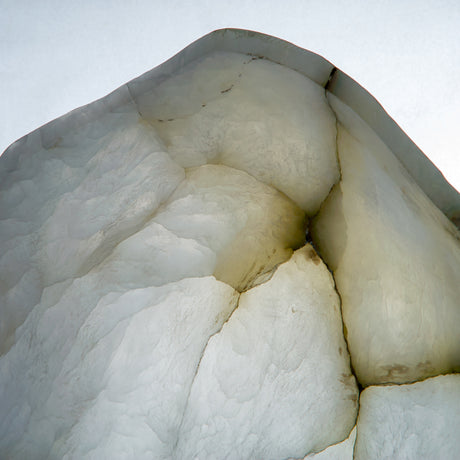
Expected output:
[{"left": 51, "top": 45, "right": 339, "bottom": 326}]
[{"left": 1, "top": 30, "right": 459, "bottom": 459}]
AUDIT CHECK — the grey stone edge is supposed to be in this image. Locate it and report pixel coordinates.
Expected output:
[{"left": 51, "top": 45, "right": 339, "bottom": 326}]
[{"left": 2, "top": 28, "right": 459, "bottom": 222}]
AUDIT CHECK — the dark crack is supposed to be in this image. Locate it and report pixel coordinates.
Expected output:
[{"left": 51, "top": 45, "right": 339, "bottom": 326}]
[
  {"left": 172, "top": 289, "right": 241, "bottom": 457},
  {"left": 293, "top": 425, "right": 357, "bottom": 460},
  {"left": 220, "top": 84, "right": 234, "bottom": 94},
  {"left": 324, "top": 67, "right": 338, "bottom": 91},
  {"left": 126, "top": 84, "right": 143, "bottom": 119}
]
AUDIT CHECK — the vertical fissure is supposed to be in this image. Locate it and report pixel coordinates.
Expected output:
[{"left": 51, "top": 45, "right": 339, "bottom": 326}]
[{"left": 172, "top": 289, "right": 241, "bottom": 457}]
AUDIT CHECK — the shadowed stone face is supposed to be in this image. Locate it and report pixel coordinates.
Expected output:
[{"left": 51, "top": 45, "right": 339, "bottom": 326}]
[{"left": 0, "top": 34, "right": 459, "bottom": 459}]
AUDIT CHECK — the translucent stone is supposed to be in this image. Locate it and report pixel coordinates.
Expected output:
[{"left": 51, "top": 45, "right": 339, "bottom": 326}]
[{"left": 312, "top": 94, "right": 460, "bottom": 386}]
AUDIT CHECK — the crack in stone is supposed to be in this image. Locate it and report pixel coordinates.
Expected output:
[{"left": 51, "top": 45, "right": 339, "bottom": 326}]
[
  {"left": 326, "top": 95, "right": 343, "bottom": 184},
  {"left": 144, "top": 59, "right": 250, "bottom": 129},
  {"left": 352, "top": 426, "right": 359, "bottom": 460},
  {"left": 240, "top": 261, "right": 280, "bottom": 292},
  {"left": 126, "top": 84, "right": 143, "bottom": 119},
  {"left": 336, "top": 285, "right": 362, "bottom": 395},
  {"left": 324, "top": 67, "right": 338, "bottom": 92},
  {"left": 171, "top": 289, "right": 241, "bottom": 457},
  {"left": 317, "top": 85, "right": 363, "bottom": 431},
  {"left": 291, "top": 425, "right": 357, "bottom": 460},
  {"left": 304, "top": 80, "right": 342, "bottom": 241},
  {"left": 317, "top": 241, "right": 362, "bottom": 453},
  {"left": 363, "top": 370, "right": 460, "bottom": 388}
]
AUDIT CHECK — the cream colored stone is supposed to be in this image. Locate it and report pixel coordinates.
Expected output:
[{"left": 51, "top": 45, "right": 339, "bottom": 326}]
[{"left": 312, "top": 94, "right": 460, "bottom": 386}]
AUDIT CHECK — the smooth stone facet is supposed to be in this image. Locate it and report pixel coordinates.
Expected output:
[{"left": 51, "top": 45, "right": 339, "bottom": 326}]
[
  {"left": 312, "top": 94, "right": 460, "bottom": 386},
  {"left": 355, "top": 374, "right": 460, "bottom": 460}
]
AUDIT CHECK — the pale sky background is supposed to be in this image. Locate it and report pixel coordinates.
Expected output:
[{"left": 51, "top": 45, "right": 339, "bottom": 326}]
[{"left": 1, "top": 0, "right": 459, "bottom": 191}]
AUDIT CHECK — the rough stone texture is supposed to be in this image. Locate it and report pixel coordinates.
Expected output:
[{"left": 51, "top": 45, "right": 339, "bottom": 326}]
[
  {"left": 0, "top": 52, "right": 339, "bottom": 457},
  {"left": 0, "top": 109, "right": 185, "bottom": 355},
  {"left": 53, "top": 280, "right": 238, "bottom": 459},
  {"left": 175, "top": 246, "right": 358, "bottom": 459},
  {"left": 312, "top": 94, "right": 460, "bottom": 386},
  {"left": 153, "top": 163, "right": 306, "bottom": 291},
  {"left": 355, "top": 374, "right": 460, "bottom": 460},
  {"left": 0, "top": 274, "right": 239, "bottom": 459}
]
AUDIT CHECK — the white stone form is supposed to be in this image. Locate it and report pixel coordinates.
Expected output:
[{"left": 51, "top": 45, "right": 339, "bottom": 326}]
[
  {"left": 355, "top": 375, "right": 460, "bottom": 460},
  {"left": 175, "top": 246, "right": 358, "bottom": 460},
  {"left": 312, "top": 94, "right": 460, "bottom": 386},
  {"left": 0, "top": 54, "right": 341, "bottom": 456},
  {"left": 1, "top": 43, "right": 459, "bottom": 460},
  {"left": 0, "top": 138, "right": 311, "bottom": 457}
]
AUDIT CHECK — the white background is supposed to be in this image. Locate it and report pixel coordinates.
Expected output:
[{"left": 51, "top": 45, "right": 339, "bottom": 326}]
[{"left": 1, "top": 0, "right": 459, "bottom": 190}]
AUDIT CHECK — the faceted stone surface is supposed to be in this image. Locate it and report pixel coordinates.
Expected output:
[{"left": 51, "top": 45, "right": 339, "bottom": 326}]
[
  {"left": 175, "top": 247, "right": 358, "bottom": 459},
  {"left": 0, "top": 278, "right": 238, "bottom": 459},
  {"left": 0, "top": 42, "right": 458, "bottom": 459},
  {"left": 0, "top": 110, "right": 185, "bottom": 355}
]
